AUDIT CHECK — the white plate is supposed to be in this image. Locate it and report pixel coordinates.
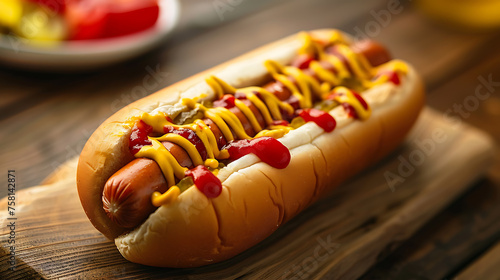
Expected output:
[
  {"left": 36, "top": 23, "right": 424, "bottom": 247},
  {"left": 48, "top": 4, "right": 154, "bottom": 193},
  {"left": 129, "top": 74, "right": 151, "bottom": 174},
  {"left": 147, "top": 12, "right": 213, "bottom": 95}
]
[{"left": 0, "top": 0, "right": 180, "bottom": 71}]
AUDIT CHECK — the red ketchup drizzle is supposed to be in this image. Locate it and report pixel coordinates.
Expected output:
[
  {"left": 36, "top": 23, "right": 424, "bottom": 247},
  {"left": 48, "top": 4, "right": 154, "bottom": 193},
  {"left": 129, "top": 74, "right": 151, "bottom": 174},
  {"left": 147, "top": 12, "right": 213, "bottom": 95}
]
[
  {"left": 291, "top": 54, "right": 315, "bottom": 69},
  {"left": 225, "top": 137, "right": 291, "bottom": 169},
  {"left": 326, "top": 91, "right": 369, "bottom": 119},
  {"left": 354, "top": 91, "right": 369, "bottom": 110},
  {"left": 164, "top": 126, "right": 208, "bottom": 160},
  {"left": 185, "top": 165, "right": 222, "bottom": 198},
  {"left": 213, "top": 94, "right": 236, "bottom": 109},
  {"left": 298, "top": 108, "right": 336, "bottom": 132},
  {"left": 342, "top": 104, "right": 357, "bottom": 119},
  {"left": 343, "top": 91, "right": 368, "bottom": 119},
  {"left": 129, "top": 120, "right": 153, "bottom": 155},
  {"left": 383, "top": 71, "right": 400, "bottom": 85}
]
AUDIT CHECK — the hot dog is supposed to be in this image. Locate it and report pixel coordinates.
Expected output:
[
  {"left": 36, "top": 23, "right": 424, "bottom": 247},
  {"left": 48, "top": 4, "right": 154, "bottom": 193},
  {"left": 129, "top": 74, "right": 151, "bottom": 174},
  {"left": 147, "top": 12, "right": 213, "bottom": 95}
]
[
  {"left": 77, "top": 29, "right": 425, "bottom": 267},
  {"left": 101, "top": 37, "right": 388, "bottom": 230},
  {"left": 103, "top": 37, "right": 390, "bottom": 228}
]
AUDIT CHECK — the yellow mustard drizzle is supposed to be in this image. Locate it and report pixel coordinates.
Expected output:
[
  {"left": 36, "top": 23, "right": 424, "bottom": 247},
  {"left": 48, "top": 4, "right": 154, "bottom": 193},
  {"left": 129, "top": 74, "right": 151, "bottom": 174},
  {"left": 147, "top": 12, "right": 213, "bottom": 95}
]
[
  {"left": 255, "top": 125, "right": 293, "bottom": 139},
  {"left": 154, "top": 134, "right": 204, "bottom": 166},
  {"left": 297, "top": 31, "right": 404, "bottom": 91},
  {"left": 205, "top": 75, "right": 236, "bottom": 98},
  {"left": 206, "top": 77, "right": 295, "bottom": 125},
  {"left": 330, "top": 86, "right": 372, "bottom": 120},
  {"left": 265, "top": 60, "right": 311, "bottom": 109},
  {"left": 136, "top": 30, "right": 408, "bottom": 206},
  {"left": 297, "top": 31, "right": 345, "bottom": 56},
  {"left": 206, "top": 106, "right": 251, "bottom": 141},
  {"left": 244, "top": 93, "right": 273, "bottom": 124},
  {"left": 298, "top": 31, "right": 320, "bottom": 56},
  {"left": 135, "top": 139, "right": 187, "bottom": 187},
  {"left": 370, "top": 60, "right": 409, "bottom": 87},
  {"left": 140, "top": 111, "right": 172, "bottom": 132},
  {"left": 234, "top": 99, "right": 262, "bottom": 132},
  {"left": 192, "top": 119, "right": 229, "bottom": 160},
  {"left": 152, "top": 186, "right": 180, "bottom": 207},
  {"left": 334, "top": 44, "right": 372, "bottom": 80},
  {"left": 309, "top": 60, "right": 341, "bottom": 86}
]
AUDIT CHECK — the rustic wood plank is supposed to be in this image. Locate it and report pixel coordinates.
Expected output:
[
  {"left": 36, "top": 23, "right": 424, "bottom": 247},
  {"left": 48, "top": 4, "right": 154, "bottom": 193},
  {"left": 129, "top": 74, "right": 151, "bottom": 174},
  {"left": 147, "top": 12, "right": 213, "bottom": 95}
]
[
  {"left": 455, "top": 240, "right": 500, "bottom": 280},
  {"left": 359, "top": 177, "right": 500, "bottom": 280},
  {"left": 0, "top": 71, "right": 68, "bottom": 110},
  {"left": 0, "top": 108, "right": 494, "bottom": 279},
  {"left": 2, "top": 0, "right": 500, "bottom": 276}
]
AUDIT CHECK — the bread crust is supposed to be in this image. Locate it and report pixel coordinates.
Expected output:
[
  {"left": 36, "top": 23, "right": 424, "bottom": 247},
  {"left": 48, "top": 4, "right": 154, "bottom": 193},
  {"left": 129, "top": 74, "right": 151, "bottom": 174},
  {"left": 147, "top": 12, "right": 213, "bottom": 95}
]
[{"left": 77, "top": 29, "right": 425, "bottom": 267}]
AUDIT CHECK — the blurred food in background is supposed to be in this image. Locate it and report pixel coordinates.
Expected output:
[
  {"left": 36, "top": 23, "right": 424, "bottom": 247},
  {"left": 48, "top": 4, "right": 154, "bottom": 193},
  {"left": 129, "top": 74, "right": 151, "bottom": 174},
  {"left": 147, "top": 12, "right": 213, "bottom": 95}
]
[
  {"left": 0, "top": 0, "right": 160, "bottom": 46},
  {"left": 416, "top": 0, "right": 500, "bottom": 31}
]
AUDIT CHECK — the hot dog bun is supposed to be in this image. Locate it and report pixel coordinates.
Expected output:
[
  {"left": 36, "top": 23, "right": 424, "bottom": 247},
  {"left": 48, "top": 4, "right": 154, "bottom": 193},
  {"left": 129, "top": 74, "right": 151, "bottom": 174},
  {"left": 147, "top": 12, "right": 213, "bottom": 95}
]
[{"left": 77, "top": 29, "right": 425, "bottom": 267}]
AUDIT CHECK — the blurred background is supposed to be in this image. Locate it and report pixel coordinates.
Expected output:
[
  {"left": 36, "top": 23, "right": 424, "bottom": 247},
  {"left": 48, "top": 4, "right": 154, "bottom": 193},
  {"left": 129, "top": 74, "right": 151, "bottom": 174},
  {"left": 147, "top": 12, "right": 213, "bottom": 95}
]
[{"left": 1, "top": 0, "right": 500, "bottom": 278}]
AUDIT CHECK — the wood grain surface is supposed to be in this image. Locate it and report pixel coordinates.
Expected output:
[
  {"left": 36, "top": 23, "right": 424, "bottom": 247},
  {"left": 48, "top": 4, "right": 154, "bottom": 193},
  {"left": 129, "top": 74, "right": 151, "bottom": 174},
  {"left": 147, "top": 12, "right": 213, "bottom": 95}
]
[
  {"left": 1, "top": 0, "right": 500, "bottom": 278},
  {"left": 0, "top": 108, "right": 495, "bottom": 279}
]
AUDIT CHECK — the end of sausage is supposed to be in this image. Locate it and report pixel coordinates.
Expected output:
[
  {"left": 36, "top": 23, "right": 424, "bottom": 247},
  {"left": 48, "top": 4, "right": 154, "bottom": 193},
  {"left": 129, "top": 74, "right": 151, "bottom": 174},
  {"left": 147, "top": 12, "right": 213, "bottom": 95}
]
[{"left": 102, "top": 158, "right": 168, "bottom": 229}]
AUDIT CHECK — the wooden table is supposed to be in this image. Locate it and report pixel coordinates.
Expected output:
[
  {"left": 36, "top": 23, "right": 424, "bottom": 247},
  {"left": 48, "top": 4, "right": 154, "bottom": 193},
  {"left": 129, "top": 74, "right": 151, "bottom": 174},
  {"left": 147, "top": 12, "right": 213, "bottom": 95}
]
[{"left": 1, "top": 0, "right": 500, "bottom": 278}]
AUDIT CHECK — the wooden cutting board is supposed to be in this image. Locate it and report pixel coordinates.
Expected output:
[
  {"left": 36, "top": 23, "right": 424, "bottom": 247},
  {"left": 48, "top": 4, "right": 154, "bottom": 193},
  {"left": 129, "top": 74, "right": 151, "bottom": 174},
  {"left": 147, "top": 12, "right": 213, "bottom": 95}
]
[{"left": 0, "top": 108, "right": 495, "bottom": 280}]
